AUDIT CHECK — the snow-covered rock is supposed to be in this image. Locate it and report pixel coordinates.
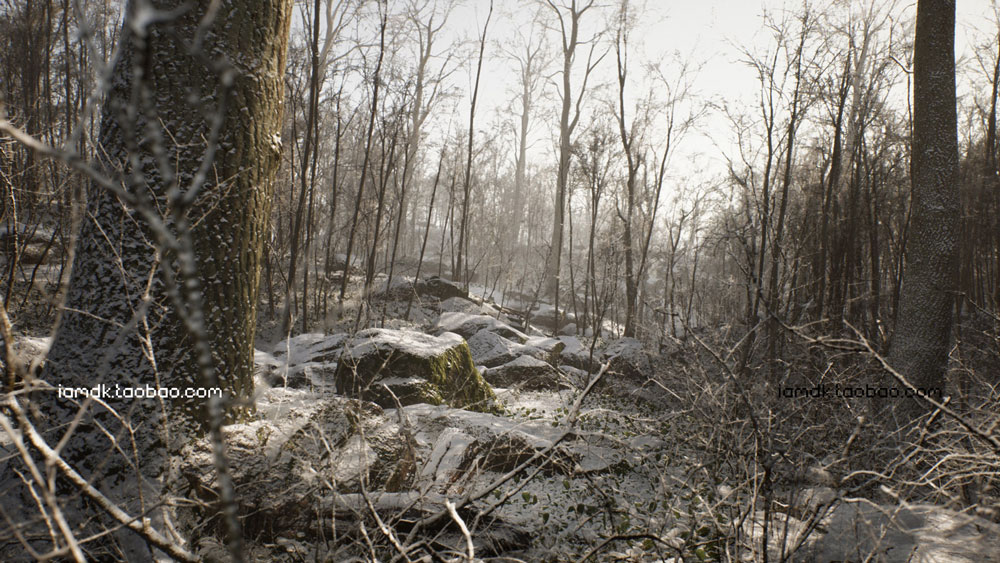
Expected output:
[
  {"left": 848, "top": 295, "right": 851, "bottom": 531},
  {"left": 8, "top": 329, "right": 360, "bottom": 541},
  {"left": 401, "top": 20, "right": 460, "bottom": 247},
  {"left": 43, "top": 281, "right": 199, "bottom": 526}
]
[
  {"left": 179, "top": 396, "right": 413, "bottom": 546},
  {"left": 371, "top": 275, "right": 418, "bottom": 299},
  {"left": 525, "top": 303, "right": 575, "bottom": 332},
  {"left": 433, "top": 311, "right": 528, "bottom": 342},
  {"left": 414, "top": 275, "right": 467, "bottom": 300},
  {"left": 558, "top": 364, "right": 591, "bottom": 387},
  {"left": 524, "top": 336, "right": 565, "bottom": 362},
  {"left": 438, "top": 295, "right": 503, "bottom": 318},
  {"left": 467, "top": 329, "right": 521, "bottom": 367},
  {"left": 398, "top": 403, "right": 613, "bottom": 478},
  {"left": 0, "top": 334, "right": 51, "bottom": 372},
  {"left": 467, "top": 330, "right": 564, "bottom": 369},
  {"left": 748, "top": 496, "right": 1000, "bottom": 563},
  {"left": 557, "top": 335, "right": 597, "bottom": 372},
  {"left": 255, "top": 333, "right": 347, "bottom": 388},
  {"left": 272, "top": 332, "right": 347, "bottom": 364},
  {"left": 602, "top": 337, "right": 653, "bottom": 380},
  {"left": 482, "top": 355, "right": 565, "bottom": 391},
  {"left": 335, "top": 328, "right": 498, "bottom": 412}
]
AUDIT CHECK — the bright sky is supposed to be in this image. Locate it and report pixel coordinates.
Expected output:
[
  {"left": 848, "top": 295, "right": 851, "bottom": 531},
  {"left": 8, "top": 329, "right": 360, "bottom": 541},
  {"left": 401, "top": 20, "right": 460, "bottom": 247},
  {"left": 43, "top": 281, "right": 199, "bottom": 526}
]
[{"left": 439, "top": 0, "right": 999, "bottom": 193}]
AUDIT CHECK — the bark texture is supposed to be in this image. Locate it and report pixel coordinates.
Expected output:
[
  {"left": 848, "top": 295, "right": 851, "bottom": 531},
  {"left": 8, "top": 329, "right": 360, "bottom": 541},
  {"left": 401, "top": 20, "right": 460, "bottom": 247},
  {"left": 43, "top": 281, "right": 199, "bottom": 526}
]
[
  {"left": 47, "top": 0, "right": 289, "bottom": 423},
  {"left": 888, "top": 0, "right": 959, "bottom": 423}
]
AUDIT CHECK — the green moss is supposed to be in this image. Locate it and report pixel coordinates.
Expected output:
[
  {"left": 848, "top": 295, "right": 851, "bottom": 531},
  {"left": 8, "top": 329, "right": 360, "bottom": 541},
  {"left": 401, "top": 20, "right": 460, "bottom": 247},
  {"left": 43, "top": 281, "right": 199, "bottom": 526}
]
[{"left": 335, "top": 339, "right": 500, "bottom": 413}]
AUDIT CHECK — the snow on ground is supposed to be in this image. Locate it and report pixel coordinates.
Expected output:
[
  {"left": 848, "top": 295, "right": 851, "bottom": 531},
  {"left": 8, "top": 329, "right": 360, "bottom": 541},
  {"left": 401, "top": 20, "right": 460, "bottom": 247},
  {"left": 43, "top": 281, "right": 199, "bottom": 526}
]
[{"left": 379, "top": 379, "right": 698, "bottom": 559}]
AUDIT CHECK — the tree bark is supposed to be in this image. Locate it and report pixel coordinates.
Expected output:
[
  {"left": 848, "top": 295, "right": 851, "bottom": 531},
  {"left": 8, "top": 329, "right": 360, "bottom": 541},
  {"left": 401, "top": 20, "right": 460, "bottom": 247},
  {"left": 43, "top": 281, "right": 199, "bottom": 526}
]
[
  {"left": 46, "top": 0, "right": 290, "bottom": 438},
  {"left": 37, "top": 0, "right": 291, "bottom": 555},
  {"left": 888, "top": 0, "right": 959, "bottom": 424}
]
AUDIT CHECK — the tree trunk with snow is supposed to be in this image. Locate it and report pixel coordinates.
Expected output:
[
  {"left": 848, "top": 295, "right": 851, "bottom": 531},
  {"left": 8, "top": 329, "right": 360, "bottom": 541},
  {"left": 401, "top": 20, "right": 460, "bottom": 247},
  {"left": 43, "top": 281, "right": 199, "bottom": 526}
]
[{"left": 43, "top": 0, "right": 291, "bottom": 446}]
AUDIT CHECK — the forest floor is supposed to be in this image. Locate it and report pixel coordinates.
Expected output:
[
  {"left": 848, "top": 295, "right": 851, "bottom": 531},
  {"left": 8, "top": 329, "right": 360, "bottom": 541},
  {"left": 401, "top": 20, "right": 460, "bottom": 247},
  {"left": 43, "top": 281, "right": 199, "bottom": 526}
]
[
  {"left": 3, "top": 270, "right": 1000, "bottom": 561},
  {"left": 238, "top": 274, "right": 1000, "bottom": 562}
]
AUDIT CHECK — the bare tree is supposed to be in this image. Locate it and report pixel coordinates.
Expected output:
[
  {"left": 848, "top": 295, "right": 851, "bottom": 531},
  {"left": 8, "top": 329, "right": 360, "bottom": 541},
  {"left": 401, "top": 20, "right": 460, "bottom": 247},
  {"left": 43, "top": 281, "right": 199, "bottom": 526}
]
[
  {"left": 503, "top": 13, "right": 549, "bottom": 264},
  {"left": 386, "top": 0, "right": 457, "bottom": 293},
  {"left": 340, "top": 5, "right": 387, "bottom": 303},
  {"left": 542, "top": 0, "right": 604, "bottom": 331},
  {"left": 455, "top": 0, "right": 493, "bottom": 286}
]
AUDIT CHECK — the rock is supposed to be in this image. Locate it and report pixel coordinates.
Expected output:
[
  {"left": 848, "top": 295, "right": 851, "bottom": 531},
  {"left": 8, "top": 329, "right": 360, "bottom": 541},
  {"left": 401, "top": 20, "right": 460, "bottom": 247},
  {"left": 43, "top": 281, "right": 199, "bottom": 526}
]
[
  {"left": 255, "top": 333, "right": 347, "bottom": 388},
  {"left": 399, "top": 404, "right": 583, "bottom": 477},
  {"left": 525, "top": 304, "right": 575, "bottom": 332},
  {"left": 466, "top": 330, "right": 564, "bottom": 369},
  {"left": 415, "top": 276, "right": 467, "bottom": 300},
  {"left": 372, "top": 275, "right": 418, "bottom": 299},
  {"left": 467, "top": 330, "right": 521, "bottom": 368},
  {"left": 399, "top": 403, "right": 626, "bottom": 478},
  {"left": 602, "top": 337, "right": 652, "bottom": 380},
  {"left": 434, "top": 311, "right": 528, "bottom": 342},
  {"left": 464, "top": 430, "right": 577, "bottom": 474},
  {"left": 335, "top": 328, "right": 498, "bottom": 412},
  {"left": 524, "top": 336, "right": 565, "bottom": 364},
  {"left": 558, "top": 364, "right": 591, "bottom": 387},
  {"left": 558, "top": 322, "right": 577, "bottom": 336},
  {"left": 281, "top": 362, "right": 338, "bottom": 388},
  {"left": 178, "top": 396, "right": 407, "bottom": 543},
  {"left": 0, "top": 334, "right": 51, "bottom": 372},
  {"left": 559, "top": 336, "right": 597, "bottom": 372},
  {"left": 482, "top": 355, "right": 566, "bottom": 390},
  {"left": 272, "top": 332, "right": 347, "bottom": 364},
  {"left": 419, "top": 428, "right": 475, "bottom": 485},
  {"left": 796, "top": 501, "right": 1000, "bottom": 562},
  {"left": 438, "top": 295, "right": 502, "bottom": 318}
]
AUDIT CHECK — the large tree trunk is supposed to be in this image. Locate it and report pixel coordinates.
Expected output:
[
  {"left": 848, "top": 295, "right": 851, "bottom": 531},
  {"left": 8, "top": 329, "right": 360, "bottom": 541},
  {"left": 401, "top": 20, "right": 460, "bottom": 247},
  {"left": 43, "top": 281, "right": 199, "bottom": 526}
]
[
  {"left": 46, "top": 0, "right": 290, "bottom": 433},
  {"left": 33, "top": 0, "right": 291, "bottom": 555},
  {"left": 888, "top": 0, "right": 959, "bottom": 425}
]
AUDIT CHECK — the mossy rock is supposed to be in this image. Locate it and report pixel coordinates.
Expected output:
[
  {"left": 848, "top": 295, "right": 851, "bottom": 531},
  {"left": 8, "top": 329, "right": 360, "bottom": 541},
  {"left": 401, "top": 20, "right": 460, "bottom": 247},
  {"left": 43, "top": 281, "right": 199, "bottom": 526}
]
[{"left": 335, "top": 329, "right": 499, "bottom": 413}]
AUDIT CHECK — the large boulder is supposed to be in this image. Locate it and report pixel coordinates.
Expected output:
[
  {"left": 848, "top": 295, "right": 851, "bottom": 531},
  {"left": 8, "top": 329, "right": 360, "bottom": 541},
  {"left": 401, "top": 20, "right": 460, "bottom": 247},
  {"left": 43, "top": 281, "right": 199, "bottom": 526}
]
[
  {"left": 558, "top": 364, "right": 591, "bottom": 387},
  {"left": 415, "top": 276, "right": 467, "bottom": 300},
  {"left": 602, "top": 337, "right": 652, "bottom": 380},
  {"left": 433, "top": 311, "right": 528, "bottom": 342},
  {"left": 179, "top": 396, "right": 427, "bottom": 552},
  {"left": 559, "top": 335, "right": 597, "bottom": 372},
  {"left": 400, "top": 404, "right": 577, "bottom": 477},
  {"left": 466, "top": 330, "right": 564, "bottom": 368},
  {"left": 482, "top": 355, "right": 566, "bottom": 390},
  {"left": 257, "top": 333, "right": 347, "bottom": 388},
  {"left": 372, "top": 275, "right": 418, "bottom": 299},
  {"left": 467, "top": 330, "right": 521, "bottom": 368},
  {"left": 438, "top": 295, "right": 504, "bottom": 319},
  {"left": 524, "top": 304, "right": 575, "bottom": 333},
  {"left": 179, "top": 391, "right": 534, "bottom": 560},
  {"left": 399, "top": 403, "right": 621, "bottom": 478},
  {"left": 524, "top": 336, "right": 565, "bottom": 364},
  {"left": 271, "top": 332, "right": 347, "bottom": 364},
  {"left": 335, "top": 328, "right": 498, "bottom": 412}
]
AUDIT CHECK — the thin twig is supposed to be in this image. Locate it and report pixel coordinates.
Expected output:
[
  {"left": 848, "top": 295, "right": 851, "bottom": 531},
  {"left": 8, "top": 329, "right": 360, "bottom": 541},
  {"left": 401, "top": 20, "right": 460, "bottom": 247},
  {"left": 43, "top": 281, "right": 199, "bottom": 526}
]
[{"left": 2, "top": 397, "right": 199, "bottom": 562}]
